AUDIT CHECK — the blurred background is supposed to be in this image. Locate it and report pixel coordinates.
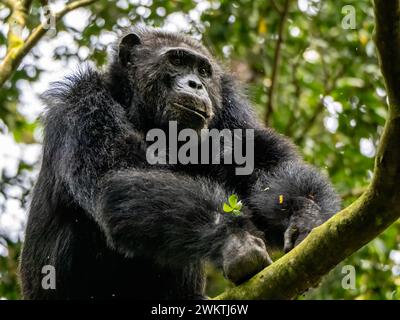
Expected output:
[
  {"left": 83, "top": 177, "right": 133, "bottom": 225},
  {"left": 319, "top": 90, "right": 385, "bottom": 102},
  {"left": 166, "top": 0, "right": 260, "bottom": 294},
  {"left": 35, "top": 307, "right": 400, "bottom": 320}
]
[{"left": 0, "top": 0, "right": 399, "bottom": 300}]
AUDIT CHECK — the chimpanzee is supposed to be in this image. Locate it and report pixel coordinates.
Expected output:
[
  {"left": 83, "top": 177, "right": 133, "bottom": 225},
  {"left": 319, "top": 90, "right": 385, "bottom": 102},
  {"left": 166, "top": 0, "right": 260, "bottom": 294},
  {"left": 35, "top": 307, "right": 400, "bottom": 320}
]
[{"left": 20, "top": 26, "right": 340, "bottom": 299}]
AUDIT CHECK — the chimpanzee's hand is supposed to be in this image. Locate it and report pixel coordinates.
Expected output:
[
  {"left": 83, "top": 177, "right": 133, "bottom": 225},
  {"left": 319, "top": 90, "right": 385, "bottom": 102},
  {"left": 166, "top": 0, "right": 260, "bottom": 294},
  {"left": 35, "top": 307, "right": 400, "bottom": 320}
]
[
  {"left": 283, "top": 197, "right": 324, "bottom": 253},
  {"left": 222, "top": 232, "right": 272, "bottom": 285}
]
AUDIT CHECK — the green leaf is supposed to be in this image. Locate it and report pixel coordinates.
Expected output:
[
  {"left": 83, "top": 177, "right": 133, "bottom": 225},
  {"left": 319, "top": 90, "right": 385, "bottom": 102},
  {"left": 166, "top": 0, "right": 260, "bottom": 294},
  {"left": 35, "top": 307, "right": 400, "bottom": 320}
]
[
  {"left": 232, "top": 209, "right": 241, "bottom": 216},
  {"left": 228, "top": 194, "right": 238, "bottom": 208},
  {"left": 235, "top": 201, "right": 243, "bottom": 211},
  {"left": 223, "top": 203, "right": 234, "bottom": 212}
]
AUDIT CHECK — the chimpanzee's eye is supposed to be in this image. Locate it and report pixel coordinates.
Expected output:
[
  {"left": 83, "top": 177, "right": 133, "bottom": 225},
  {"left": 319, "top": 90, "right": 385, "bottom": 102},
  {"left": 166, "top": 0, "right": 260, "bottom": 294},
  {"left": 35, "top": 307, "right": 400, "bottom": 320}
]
[
  {"left": 199, "top": 67, "right": 207, "bottom": 77},
  {"left": 170, "top": 56, "right": 183, "bottom": 66},
  {"left": 198, "top": 64, "right": 211, "bottom": 78}
]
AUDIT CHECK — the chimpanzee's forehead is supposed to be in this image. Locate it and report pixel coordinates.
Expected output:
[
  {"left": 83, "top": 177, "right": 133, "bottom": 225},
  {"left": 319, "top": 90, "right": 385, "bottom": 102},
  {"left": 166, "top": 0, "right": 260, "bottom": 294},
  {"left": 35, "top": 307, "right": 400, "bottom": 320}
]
[
  {"left": 143, "top": 31, "right": 212, "bottom": 59},
  {"left": 158, "top": 45, "right": 211, "bottom": 60}
]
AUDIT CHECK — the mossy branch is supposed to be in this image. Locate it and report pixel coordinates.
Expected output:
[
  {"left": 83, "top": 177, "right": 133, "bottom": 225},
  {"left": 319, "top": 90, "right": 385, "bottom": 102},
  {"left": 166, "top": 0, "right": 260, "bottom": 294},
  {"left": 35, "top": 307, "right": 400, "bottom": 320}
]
[
  {"left": 0, "top": 0, "right": 98, "bottom": 88},
  {"left": 4, "top": 1, "right": 32, "bottom": 49},
  {"left": 0, "top": 0, "right": 15, "bottom": 9},
  {"left": 215, "top": 0, "right": 400, "bottom": 300}
]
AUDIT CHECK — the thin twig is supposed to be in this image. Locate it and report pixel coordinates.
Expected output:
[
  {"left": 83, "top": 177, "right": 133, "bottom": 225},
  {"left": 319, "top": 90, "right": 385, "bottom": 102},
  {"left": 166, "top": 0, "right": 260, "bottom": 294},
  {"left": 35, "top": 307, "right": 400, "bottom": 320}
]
[
  {"left": 271, "top": 0, "right": 283, "bottom": 14},
  {"left": 265, "top": 0, "right": 292, "bottom": 125}
]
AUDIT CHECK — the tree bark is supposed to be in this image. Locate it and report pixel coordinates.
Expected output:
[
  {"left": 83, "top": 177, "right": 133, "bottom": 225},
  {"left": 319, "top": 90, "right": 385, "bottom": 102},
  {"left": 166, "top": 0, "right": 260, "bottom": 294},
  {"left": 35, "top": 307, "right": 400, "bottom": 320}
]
[{"left": 215, "top": 0, "right": 400, "bottom": 300}]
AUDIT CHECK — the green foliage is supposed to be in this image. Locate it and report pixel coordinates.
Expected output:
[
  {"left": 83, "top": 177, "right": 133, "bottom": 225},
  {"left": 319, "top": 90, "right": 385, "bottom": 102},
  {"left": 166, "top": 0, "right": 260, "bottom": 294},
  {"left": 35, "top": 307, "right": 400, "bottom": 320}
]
[
  {"left": 303, "top": 221, "right": 400, "bottom": 300},
  {"left": 223, "top": 194, "right": 243, "bottom": 216}
]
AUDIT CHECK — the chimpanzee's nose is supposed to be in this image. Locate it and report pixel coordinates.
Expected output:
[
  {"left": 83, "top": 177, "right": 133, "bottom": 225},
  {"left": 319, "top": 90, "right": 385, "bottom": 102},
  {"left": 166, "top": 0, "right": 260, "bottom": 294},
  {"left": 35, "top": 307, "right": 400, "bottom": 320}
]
[{"left": 188, "top": 78, "right": 203, "bottom": 90}]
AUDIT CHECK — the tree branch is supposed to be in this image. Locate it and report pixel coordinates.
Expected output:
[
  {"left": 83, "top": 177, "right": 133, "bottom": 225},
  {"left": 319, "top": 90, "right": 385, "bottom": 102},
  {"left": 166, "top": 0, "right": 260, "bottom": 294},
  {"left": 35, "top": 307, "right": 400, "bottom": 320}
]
[
  {"left": 0, "top": 0, "right": 98, "bottom": 88},
  {"left": 5, "top": 0, "right": 32, "bottom": 52},
  {"left": 215, "top": 0, "right": 400, "bottom": 300},
  {"left": 0, "top": 0, "right": 14, "bottom": 8},
  {"left": 264, "top": 0, "right": 292, "bottom": 125},
  {"left": 270, "top": 0, "right": 283, "bottom": 14}
]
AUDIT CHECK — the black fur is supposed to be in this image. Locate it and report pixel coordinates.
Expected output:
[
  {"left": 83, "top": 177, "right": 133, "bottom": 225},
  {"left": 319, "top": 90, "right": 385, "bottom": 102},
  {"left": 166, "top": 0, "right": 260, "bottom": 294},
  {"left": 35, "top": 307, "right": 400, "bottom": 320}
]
[{"left": 20, "top": 26, "right": 340, "bottom": 299}]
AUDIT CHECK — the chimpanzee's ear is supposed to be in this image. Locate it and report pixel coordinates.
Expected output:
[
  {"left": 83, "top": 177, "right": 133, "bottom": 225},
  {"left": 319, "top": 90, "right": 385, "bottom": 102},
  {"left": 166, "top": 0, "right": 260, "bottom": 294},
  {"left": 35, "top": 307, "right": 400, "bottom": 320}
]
[{"left": 119, "top": 33, "right": 141, "bottom": 66}]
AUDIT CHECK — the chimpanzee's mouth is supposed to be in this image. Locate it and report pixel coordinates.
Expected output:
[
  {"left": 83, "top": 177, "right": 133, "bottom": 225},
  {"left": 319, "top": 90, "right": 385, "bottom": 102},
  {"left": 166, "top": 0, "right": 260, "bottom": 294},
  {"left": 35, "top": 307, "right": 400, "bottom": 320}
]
[{"left": 172, "top": 102, "right": 209, "bottom": 120}]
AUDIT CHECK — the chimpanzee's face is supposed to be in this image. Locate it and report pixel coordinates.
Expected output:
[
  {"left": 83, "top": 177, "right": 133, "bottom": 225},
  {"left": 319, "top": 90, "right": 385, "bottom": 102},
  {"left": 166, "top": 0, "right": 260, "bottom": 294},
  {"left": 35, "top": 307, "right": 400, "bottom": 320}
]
[{"left": 119, "top": 32, "right": 222, "bottom": 130}]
